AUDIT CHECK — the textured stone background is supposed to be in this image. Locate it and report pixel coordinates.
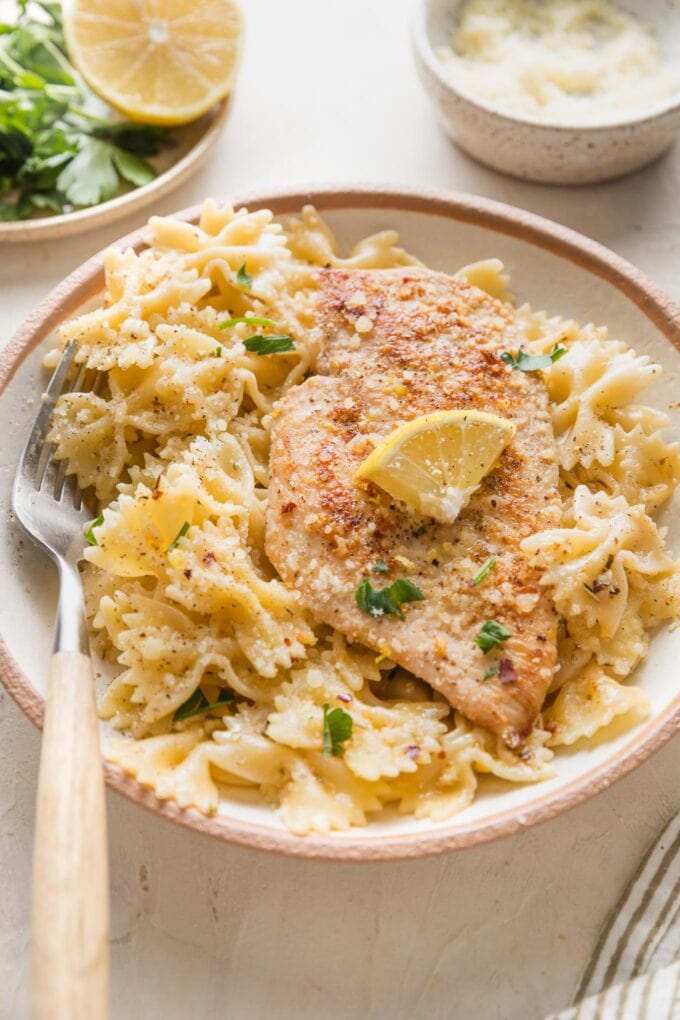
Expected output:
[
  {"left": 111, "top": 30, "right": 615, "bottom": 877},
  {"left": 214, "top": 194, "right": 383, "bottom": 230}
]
[{"left": 1, "top": 1, "right": 679, "bottom": 1017}]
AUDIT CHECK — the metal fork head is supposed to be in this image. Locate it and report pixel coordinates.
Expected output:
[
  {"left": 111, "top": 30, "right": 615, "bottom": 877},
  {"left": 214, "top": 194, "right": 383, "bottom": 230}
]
[{"left": 12, "top": 338, "right": 96, "bottom": 569}]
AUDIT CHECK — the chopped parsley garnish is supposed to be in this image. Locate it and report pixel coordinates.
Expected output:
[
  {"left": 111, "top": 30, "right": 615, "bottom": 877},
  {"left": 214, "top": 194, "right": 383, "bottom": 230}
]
[
  {"left": 236, "top": 263, "right": 253, "bottom": 289},
  {"left": 472, "top": 556, "right": 497, "bottom": 586},
  {"left": 372, "top": 558, "right": 389, "bottom": 573},
  {"left": 482, "top": 665, "right": 499, "bottom": 681},
  {"left": 474, "top": 619, "right": 512, "bottom": 654},
  {"left": 501, "top": 343, "right": 567, "bottom": 373},
  {"left": 165, "top": 520, "right": 190, "bottom": 553},
  {"left": 173, "top": 687, "right": 233, "bottom": 722},
  {"left": 355, "top": 577, "right": 425, "bottom": 620},
  {"left": 322, "top": 702, "right": 353, "bottom": 757},
  {"left": 84, "top": 512, "right": 104, "bottom": 546},
  {"left": 214, "top": 346, "right": 222, "bottom": 357},
  {"left": 0, "top": 1, "right": 170, "bottom": 221},
  {"left": 219, "top": 315, "right": 277, "bottom": 330},
  {"left": 243, "top": 334, "right": 295, "bottom": 355},
  {"left": 414, "top": 525, "right": 427, "bottom": 537}
]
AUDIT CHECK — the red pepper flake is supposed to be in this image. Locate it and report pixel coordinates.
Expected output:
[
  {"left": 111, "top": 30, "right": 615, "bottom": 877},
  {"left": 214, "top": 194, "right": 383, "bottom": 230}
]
[
  {"left": 437, "top": 750, "right": 446, "bottom": 760},
  {"left": 281, "top": 501, "right": 297, "bottom": 514},
  {"left": 405, "top": 744, "right": 420, "bottom": 759},
  {"left": 283, "top": 637, "right": 291, "bottom": 647},
  {"left": 499, "top": 658, "right": 517, "bottom": 685},
  {"left": 183, "top": 569, "right": 192, "bottom": 580},
  {"left": 337, "top": 693, "right": 352, "bottom": 703},
  {"left": 203, "top": 551, "right": 216, "bottom": 565}
]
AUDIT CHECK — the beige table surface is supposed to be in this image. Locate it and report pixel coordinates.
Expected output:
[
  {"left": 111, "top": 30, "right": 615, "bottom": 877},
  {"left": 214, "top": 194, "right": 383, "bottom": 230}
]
[{"left": 1, "top": 1, "right": 679, "bottom": 1018}]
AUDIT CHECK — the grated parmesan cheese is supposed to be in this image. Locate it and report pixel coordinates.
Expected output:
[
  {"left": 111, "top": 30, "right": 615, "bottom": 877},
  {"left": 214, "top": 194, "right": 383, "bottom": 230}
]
[{"left": 437, "top": 0, "right": 680, "bottom": 125}]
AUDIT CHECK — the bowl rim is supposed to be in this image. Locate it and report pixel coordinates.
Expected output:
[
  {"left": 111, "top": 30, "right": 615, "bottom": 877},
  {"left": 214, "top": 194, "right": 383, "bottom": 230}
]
[
  {"left": 412, "top": 0, "right": 680, "bottom": 133},
  {"left": 1, "top": 181, "right": 679, "bottom": 862}
]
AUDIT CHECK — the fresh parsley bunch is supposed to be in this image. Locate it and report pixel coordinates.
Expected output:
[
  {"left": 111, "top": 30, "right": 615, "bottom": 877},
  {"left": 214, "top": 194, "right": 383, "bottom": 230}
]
[{"left": 0, "top": 0, "right": 170, "bottom": 220}]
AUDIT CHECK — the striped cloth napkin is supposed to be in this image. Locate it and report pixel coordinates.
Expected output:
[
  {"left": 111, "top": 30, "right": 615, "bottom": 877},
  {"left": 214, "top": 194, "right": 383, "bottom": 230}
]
[{"left": 549, "top": 812, "right": 680, "bottom": 1019}]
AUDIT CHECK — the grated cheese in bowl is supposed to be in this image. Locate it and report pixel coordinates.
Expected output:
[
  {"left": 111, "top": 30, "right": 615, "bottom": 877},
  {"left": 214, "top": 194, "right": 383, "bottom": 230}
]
[{"left": 437, "top": 0, "right": 680, "bottom": 126}]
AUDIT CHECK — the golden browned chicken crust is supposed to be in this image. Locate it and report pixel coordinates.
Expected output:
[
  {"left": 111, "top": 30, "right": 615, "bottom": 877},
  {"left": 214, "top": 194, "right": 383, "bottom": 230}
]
[{"left": 265, "top": 268, "right": 561, "bottom": 747}]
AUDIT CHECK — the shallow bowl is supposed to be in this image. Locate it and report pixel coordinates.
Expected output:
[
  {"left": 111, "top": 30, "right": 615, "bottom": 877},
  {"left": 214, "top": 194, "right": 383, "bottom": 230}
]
[
  {"left": 1, "top": 184, "right": 679, "bottom": 860},
  {"left": 412, "top": 0, "right": 680, "bottom": 184}
]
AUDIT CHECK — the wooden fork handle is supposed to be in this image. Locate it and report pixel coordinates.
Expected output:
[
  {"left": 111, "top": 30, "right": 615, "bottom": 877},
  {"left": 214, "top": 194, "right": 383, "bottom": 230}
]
[{"left": 32, "top": 650, "right": 110, "bottom": 1020}]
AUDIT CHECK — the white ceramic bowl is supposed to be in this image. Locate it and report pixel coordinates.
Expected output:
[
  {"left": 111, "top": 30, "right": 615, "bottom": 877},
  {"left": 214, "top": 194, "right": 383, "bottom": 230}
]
[
  {"left": 412, "top": 0, "right": 680, "bottom": 184},
  {"left": 1, "top": 184, "right": 680, "bottom": 861}
]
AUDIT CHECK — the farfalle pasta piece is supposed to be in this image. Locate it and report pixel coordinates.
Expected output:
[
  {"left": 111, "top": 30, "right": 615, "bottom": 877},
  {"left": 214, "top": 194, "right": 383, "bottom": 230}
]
[
  {"left": 560, "top": 420, "right": 680, "bottom": 513},
  {"left": 392, "top": 713, "right": 554, "bottom": 823},
  {"left": 521, "top": 486, "right": 680, "bottom": 677},
  {"left": 282, "top": 204, "right": 417, "bottom": 271},
  {"left": 95, "top": 587, "right": 246, "bottom": 734},
  {"left": 454, "top": 257, "right": 511, "bottom": 301},
  {"left": 544, "top": 663, "right": 650, "bottom": 746},
  {"left": 165, "top": 521, "right": 314, "bottom": 678},
  {"left": 267, "top": 669, "right": 449, "bottom": 782},
  {"left": 279, "top": 754, "right": 392, "bottom": 834},
  {"left": 542, "top": 339, "right": 661, "bottom": 470},
  {"left": 108, "top": 707, "right": 295, "bottom": 815}
]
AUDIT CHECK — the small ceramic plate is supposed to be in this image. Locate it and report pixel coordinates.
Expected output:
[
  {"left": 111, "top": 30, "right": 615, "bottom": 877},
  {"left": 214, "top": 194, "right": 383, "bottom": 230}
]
[
  {"left": 0, "top": 100, "right": 228, "bottom": 243},
  {"left": 1, "top": 185, "right": 679, "bottom": 860}
]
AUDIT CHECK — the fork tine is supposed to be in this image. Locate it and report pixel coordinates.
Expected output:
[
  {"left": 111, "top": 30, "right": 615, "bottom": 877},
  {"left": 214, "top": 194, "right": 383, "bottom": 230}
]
[
  {"left": 72, "top": 477, "right": 84, "bottom": 512},
  {"left": 37, "top": 446, "right": 58, "bottom": 494},
  {"left": 51, "top": 363, "right": 91, "bottom": 501},
  {"left": 20, "top": 339, "right": 78, "bottom": 487}
]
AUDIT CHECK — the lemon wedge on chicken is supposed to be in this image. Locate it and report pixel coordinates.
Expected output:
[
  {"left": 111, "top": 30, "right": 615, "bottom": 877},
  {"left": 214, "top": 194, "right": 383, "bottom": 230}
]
[
  {"left": 356, "top": 410, "right": 516, "bottom": 523},
  {"left": 64, "top": 0, "right": 244, "bottom": 126}
]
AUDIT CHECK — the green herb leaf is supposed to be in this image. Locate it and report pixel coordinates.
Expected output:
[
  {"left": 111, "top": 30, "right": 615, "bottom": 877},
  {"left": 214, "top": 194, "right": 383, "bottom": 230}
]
[
  {"left": 472, "top": 556, "right": 497, "bottom": 586},
  {"left": 243, "top": 334, "right": 296, "bottom": 355},
  {"left": 173, "top": 687, "right": 233, "bottom": 722},
  {"left": 110, "top": 146, "right": 155, "bottom": 187},
  {"left": 23, "top": 189, "right": 65, "bottom": 212},
  {"left": 219, "top": 315, "right": 277, "bottom": 330},
  {"left": 414, "top": 524, "right": 427, "bottom": 537},
  {"left": 236, "top": 263, "right": 253, "bottom": 289},
  {"left": 372, "top": 558, "right": 389, "bottom": 573},
  {"left": 56, "top": 138, "right": 119, "bottom": 206},
  {"left": 8, "top": 18, "right": 73, "bottom": 85},
  {"left": 355, "top": 577, "right": 425, "bottom": 621},
  {"left": 214, "top": 346, "right": 222, "bottom": 357},
  {"left": 89, "top": 119, "right": 168, "bottom": 156},
  {"left": 165, "top": 520, "right": 190, "bottom": 553},
  {"left": 389, "top": 578, "right": 426, "bottom": 605},
  {"left": 84, "top": 512, "right": 104, "bottom": 546},
  {"left": 0, "top": 4, "right": 170, "bottom": 218},
  {"left": 322, "top": 702, "right": 353, "bottom": 757},
  {"left": 474, "top": 619, "right": 512, "bottom": 654},
  {"left": 501, "top": 344, "right": 567, "bottom": 373},
  {"left": 482, "top": 665, "right": 499, "bottom": 681}
]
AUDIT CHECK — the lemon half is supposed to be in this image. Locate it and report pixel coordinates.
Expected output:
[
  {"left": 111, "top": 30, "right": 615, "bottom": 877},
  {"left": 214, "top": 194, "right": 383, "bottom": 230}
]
[
  {"left": 65, "top": 0, "right": 244, "bottom": 126},
  {"left": 356, "top": 410, "right": 516, "bottom": 523}
]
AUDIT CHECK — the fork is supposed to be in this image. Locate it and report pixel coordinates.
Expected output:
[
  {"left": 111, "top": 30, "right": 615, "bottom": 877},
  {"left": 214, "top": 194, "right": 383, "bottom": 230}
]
[{"left": 12, "top": 339, "right": 109, "bottom": 1020}]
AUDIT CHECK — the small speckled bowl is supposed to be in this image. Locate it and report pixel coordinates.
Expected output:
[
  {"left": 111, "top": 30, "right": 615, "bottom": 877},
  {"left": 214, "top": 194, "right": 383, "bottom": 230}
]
[{"left": 412, "top": 0, "right": 680, "bottom": 184}]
